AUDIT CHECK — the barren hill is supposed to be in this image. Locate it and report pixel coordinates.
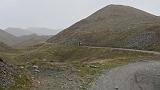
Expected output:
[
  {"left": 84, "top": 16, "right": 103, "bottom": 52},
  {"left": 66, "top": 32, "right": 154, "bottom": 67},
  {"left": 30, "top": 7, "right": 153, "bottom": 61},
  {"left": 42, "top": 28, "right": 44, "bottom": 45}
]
[{"left": 47, "top": 5, "right": 160, "bottom": 51}]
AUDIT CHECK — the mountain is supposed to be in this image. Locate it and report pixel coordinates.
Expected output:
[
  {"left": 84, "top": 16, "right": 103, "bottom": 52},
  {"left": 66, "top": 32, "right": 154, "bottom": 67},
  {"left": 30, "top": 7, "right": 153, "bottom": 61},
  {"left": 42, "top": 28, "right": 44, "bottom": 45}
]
[
  {"left": 0, "top": 29, "right": 51, "bottom": 48},
  {"left": 27, "top": 27, "right": 61, "bottom": 35},
  {"left": 47, "top": 5, "right": 160, "bottom": 51},
  {"left": 0, "top": 29, "right": 18, "bottom": 46},
  {"left": 14, "top": 34, "right": 52, "bottom": 48},
  {"left": 5, "top": 27, "right": 34, "bottom": 37},
  {"left": 0, "top": 42, "right": 14, "bottom": 52},
  {"left": 5, "top": 27, "right": 61, "bottom": 36}
]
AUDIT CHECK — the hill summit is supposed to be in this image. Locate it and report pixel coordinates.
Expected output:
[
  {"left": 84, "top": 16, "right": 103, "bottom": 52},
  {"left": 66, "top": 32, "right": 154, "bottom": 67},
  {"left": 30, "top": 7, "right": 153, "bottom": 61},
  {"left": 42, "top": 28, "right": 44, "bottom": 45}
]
[{"left": 47, "top": 5, "right": 160, "bottom": 51}]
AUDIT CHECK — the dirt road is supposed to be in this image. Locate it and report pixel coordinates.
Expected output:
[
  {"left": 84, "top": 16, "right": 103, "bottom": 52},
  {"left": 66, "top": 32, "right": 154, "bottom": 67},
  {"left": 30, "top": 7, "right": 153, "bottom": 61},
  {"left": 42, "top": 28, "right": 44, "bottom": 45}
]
[
  {"left": 83, "top": 46, "right": 160, "bottom": 55},
  {"left": 90, "top": 61, "right": 160, "bottom": 90}
]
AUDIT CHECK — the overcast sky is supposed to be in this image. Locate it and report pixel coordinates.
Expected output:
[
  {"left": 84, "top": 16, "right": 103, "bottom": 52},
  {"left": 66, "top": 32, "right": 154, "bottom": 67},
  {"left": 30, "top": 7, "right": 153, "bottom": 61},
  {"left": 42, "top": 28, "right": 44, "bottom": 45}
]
[{"left": 0, "top": 0, "right": 160, "bottom": 29}]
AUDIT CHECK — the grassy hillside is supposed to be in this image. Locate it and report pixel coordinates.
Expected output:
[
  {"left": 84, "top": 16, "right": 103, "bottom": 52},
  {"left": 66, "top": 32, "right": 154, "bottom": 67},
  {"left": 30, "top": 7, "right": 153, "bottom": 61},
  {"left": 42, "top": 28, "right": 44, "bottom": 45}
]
[
  {"left": 0, "top": 42, "right": 15, "bottom": 52},
  {"left": 13, "top": 44, "right": 154, "bottom": 65},
  {"left": 4, "top": 43, "right": 154, "bottom": 90},
  {"left": 1, "top": 43, "right": 156, "bottom": 90},
  {"left": 47, "top": 5, "right": 160, "bottom": 51}
]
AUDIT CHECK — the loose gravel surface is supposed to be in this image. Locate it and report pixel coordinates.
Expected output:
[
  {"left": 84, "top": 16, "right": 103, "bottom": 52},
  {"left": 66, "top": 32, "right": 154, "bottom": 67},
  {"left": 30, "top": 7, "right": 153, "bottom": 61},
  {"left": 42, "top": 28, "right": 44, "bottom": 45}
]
[
  {"left": 30, "top": 65, "right": 84, "bottom": 90},
  {"left": 90, "top": 61, "right": 160, "bottom": 90}
]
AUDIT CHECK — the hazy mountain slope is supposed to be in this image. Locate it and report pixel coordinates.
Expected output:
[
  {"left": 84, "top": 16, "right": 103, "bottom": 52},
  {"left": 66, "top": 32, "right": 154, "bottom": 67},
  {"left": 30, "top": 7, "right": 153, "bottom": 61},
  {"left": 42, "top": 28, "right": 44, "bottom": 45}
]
[
  {"left": 0, "top": 29, "right": 18, "bottom": 46},
  {"left": 5, "top": 27, "right": 34, "bottom": 37},
  {"left": 14, "top": 34, "right": 52, "bottom": 48},
  {"left": 47, "top": 5, "right": 160, "bottom": 51},
  {"left": 0, "top": 42, "right": 14, "bottom": 52},
  {"left": 0, "top": 29, "right": 51, "bottom": 48},
  {"left": 5, "top": 27, "right": 60, "bottom": 36},
  {"left": 27, "top": 27, "right": 61, "bottom": 35}
]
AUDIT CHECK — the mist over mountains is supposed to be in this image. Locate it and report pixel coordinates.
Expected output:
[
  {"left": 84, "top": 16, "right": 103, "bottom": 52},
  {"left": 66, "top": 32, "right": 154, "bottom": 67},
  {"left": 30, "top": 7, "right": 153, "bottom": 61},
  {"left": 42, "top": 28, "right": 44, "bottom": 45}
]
[
  {"left": 0, "top": 29, "right": 18, "bottom": 46},
  {"left": 0, "top": 29, "right": 52, "bottom": 48},
  {"left": 5, "top": 27, "right": 61, "bottom": 36}
]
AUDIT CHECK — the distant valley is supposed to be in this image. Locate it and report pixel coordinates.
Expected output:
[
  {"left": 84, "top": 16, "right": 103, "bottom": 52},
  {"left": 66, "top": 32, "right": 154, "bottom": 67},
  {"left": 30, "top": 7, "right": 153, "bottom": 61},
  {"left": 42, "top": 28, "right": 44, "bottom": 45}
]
[
  {"left": 5, "top": 27, "right": 61, "bottom": 36},
  {"left": 0, "top": 28, "right": 52, "bottom": 48}
]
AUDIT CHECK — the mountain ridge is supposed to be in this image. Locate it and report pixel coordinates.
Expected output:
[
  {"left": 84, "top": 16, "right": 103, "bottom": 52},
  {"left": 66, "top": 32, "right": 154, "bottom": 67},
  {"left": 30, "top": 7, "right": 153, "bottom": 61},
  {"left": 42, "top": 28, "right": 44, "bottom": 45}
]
[
  {"left": 5, "top": 27, "right": 34, "bottom": 37},
  {"left": 47, "top": 4, "right": 160, "bottom": 51},
  {"left": 5, "top": 27, "right": 61, "bottom": 36},
  {"left": 0, "top": 29, "right": 18, "bottom": 46},
  {"left": 0, "top": 29, "right": 52, "bottom": 48}
]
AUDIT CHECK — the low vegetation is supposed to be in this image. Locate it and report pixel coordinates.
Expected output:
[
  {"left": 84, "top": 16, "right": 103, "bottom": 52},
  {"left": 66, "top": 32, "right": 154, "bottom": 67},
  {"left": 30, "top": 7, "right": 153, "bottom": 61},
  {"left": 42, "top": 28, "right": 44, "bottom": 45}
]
[
  {"left": 0, "top": 59, "right": 31, "bottom": 90},
  {"left": 13, "top": 44, "right": 153, "bottom": 64},
  {"left": 1, "top": 43, "right": 155, "bottom": 90}
]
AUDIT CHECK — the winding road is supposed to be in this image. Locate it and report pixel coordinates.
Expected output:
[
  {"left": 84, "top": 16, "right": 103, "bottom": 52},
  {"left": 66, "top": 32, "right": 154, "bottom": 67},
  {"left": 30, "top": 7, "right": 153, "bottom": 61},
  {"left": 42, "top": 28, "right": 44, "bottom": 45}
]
[
  {"left": 90, "top": 61, "right": 160, "bottom": 90},
  {"left": 83, "top": 46, "right": 160, "bottom": 55}
]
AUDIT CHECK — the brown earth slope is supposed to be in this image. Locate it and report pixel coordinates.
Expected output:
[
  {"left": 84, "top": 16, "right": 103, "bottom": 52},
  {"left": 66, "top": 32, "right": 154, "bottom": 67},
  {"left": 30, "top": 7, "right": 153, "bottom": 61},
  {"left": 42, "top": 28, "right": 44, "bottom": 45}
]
[{"left": 47, "top": 5, "right": 160, "bottom": 51}]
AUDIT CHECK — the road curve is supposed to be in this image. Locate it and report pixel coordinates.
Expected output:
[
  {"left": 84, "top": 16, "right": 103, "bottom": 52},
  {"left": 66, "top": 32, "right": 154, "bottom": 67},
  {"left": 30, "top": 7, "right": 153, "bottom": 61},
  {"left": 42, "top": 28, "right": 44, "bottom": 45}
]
[
  {"left": 90, "top": 61, "right": 160, "bottom": 90},
  {"left": 82, "top": 46, "right": 160, "bottom": 55}
]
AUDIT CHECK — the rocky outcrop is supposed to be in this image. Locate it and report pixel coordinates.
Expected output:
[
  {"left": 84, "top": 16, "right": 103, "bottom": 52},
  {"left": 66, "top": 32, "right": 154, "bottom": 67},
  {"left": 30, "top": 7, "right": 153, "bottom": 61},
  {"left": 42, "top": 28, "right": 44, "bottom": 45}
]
[{"left": 0, "top": 58, "right": 16, "bottom": 89}]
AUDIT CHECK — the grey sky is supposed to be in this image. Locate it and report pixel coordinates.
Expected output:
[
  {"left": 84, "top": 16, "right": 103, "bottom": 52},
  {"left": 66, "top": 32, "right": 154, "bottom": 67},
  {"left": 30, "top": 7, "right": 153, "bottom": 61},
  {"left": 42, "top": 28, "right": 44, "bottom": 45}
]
[{"left": 0, "top": 0, "right": 160, "bottom": 29}]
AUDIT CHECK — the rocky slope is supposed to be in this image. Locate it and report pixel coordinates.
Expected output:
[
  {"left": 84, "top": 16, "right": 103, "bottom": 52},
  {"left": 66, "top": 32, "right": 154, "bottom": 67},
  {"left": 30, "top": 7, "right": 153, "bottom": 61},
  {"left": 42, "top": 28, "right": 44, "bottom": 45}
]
[
  {"left": 0, "top": 58, "right": 31, "bottom": 89},
  {"left": 47, "top": 5, "right": 160, "bottom": 51},
  {"left": 0, "top": 58, "right": 16, "bottom": 89}
]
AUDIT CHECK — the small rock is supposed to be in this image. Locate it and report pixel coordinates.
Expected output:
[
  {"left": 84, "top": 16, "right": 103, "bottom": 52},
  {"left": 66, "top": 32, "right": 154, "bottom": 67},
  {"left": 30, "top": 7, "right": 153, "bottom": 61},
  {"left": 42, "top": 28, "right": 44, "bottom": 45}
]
[
  {"left": 90, "top": 65, "right": 98, "bottom": 68},
  {"left": 33, "top": 65, "right": 39, "bottom": 68},
  {"left": 20, "top": 66, "right": 24, "bottom": 69},
  {"left": 35, "top": 69, "right": 40, "bottom": 72}
]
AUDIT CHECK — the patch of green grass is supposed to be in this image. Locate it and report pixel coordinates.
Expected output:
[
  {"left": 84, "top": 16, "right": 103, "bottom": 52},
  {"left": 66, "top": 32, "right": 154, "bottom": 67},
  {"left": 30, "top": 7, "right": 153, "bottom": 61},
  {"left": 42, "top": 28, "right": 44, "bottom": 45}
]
[
  {"left": 8, "top": 70, "right": 32, "bottom": 90},
  {"left": 0, "top": 66, "right": 31, "bottom": 90}
]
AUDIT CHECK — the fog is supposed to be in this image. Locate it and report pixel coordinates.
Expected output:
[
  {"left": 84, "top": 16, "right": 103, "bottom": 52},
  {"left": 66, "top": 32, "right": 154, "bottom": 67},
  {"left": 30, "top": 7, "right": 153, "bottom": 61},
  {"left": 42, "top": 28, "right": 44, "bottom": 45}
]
[{"left": 0, "top": 0, "right": 160, "bottom": 30}]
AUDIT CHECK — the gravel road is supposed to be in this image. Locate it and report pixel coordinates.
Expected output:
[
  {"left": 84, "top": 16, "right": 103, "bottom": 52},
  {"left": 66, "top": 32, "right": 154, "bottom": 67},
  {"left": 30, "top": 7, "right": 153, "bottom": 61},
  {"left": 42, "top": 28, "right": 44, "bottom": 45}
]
[
  {"left": 83, "top": 46, "right": 160, "bottom": 55},
  {"left": 90, "top": 61, "right": 160, "bottom": 90}
]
